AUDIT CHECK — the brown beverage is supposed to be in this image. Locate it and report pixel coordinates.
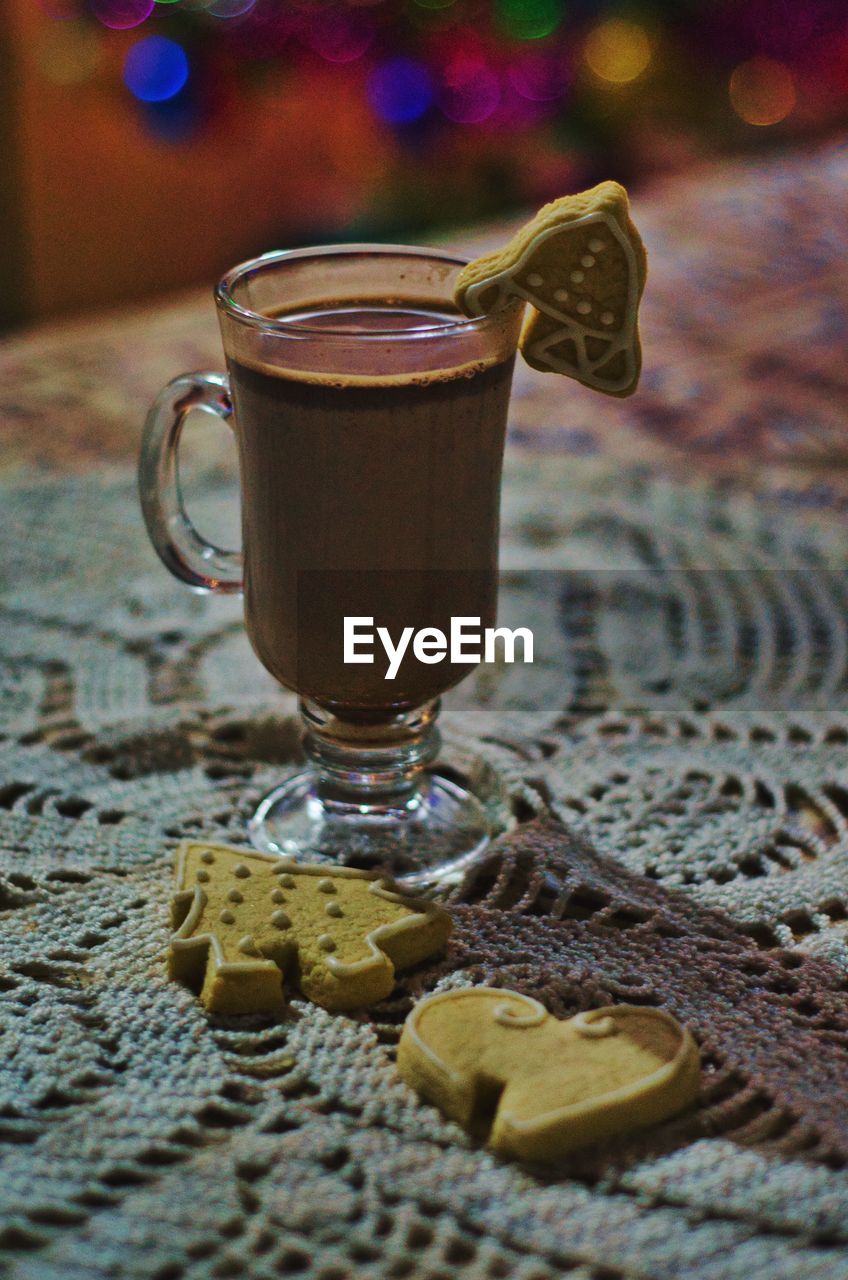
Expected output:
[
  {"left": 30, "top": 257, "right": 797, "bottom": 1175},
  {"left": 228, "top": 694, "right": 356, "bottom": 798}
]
[{"left": 227, "top": 300, "right": 516, "bottom": 719}]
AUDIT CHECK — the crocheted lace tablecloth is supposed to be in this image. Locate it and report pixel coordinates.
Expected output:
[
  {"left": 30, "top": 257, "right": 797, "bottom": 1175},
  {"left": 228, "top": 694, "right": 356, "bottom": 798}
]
[{"left": 1, "top": 139, "right": 848, "bottom": 1280}]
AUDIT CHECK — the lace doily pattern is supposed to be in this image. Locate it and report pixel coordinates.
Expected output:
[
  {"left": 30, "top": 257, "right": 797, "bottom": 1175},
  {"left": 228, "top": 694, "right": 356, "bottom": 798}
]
[
  {"left": 3, "top": 135, "right": 848, "bottom": 1280},
  {"left": 2, "top": 451, "right": 848, "bottom": 1279}
]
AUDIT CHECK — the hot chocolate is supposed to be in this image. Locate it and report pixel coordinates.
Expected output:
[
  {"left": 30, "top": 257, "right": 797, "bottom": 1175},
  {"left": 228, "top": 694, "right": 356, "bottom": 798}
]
[{"left": 227, "top": 300, "right": 516, "bottom": 719}]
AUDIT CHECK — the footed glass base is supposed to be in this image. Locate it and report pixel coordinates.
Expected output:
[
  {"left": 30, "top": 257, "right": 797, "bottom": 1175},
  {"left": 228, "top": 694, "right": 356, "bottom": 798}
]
[{"left": 248, "top": 768, "right": 491, "bottom": 887}]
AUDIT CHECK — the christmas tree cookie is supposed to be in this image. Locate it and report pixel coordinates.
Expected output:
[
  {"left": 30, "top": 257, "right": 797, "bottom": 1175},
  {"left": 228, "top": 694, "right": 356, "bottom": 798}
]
[{"left": 169, "top": 841, "right": 451, "bottom": 1015}]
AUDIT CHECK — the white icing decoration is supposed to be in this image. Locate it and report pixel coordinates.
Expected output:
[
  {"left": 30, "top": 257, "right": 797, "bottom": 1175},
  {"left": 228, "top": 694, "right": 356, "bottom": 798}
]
[
  {"left": 461, "top": 209, "right": 641, "bottom": 393},
  {"left": 570, "top": 270, "right": 584, "bottom": 284},
  {"left": 554, "top": 289, "right": 569, "bottom": 303},
  {"left": 219, "top": 909, "right": 235, "bottom": 925},
  {"left": 233, "top": 863, "right": 251, "bottom": 879},
  {"left": 238, "top": 935, "right": 258, "bottom": 955},
  {"left": 493, "top": 995, "right": 548, "bottom": 1028},
  {"left": 577, "top": 300, "right": 592, "bottom": 315},
  {"left": 573, "top": 1011, "right": 617, "bottom": 1039},
  {"left": 601, "top": 311, "right": 615, "bottom": 325},
  {"left": 527, "top": 272, "right": 544, "bottom": 286},
  {"left": 581, "top": 255, "right": 595, "bottom": 268},
  {"left": 588, "top": 237, "right": 605, "bottom": 252},
  {"left": 227, "top": 888, "right": 243, "bottom": 903},
  {"left": 318, "top": 934, "right": 337, "bottom": 952}
]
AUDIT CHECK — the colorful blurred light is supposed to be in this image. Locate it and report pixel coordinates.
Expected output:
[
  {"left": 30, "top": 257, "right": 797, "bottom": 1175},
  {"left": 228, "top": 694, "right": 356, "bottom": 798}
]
[
  {"left": 584, "top": 18, "right": 652, "bottom": 84},
  {"left": 207, "top": 0, "right": 257, "bottom": 17},
  {"left": 508, "top": 50, "right": 567, "bottom": 100},
  {"left": 123, "top": 36, "right": 189, "bottom": 102},
  {"left": 37, "top": 0, "right": 79, "bottom": 18},
  {"left": 367, "top": 57, "right": 433, "bottom": 124},
  {"left": 496, "top": 0, "right": 562, "bottom": 42},
  {"left": 729, "top": 56, "right": 796, "bottom": 126},
  {"left": 37, "top": 19, "right": 102, "bottom": 84},
  {"left": 304, "top": 7, "right": 374, "bottom": 63},
  {"left": 439, "top": 57, "right": 500, "bottom": 123},
  {"left": 90, "top": 0, "right": 154, "bottom": 31}
]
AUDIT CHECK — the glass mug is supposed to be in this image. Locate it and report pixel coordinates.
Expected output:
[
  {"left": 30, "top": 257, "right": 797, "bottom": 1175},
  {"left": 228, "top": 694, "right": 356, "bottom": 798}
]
[{"left": 139, "top": 245, "right": 522, "bottom": 884}]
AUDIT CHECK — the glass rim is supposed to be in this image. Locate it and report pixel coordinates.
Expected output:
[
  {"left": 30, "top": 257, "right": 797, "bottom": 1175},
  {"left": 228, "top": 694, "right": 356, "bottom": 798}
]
[{"left": 214, "top": 243, "right": 501, "bottom": 340}]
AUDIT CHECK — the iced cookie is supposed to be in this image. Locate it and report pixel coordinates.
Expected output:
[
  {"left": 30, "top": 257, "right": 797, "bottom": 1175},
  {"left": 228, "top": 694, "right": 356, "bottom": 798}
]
[
  {"left": 454, "top": 182, "right": 647, "bottom": 397},
  {"left": 398, "top": 988, "right": 699, "bottom": 1161},
  {"left": 169, "top": 841, "right": 451, "bottom": 1015}
]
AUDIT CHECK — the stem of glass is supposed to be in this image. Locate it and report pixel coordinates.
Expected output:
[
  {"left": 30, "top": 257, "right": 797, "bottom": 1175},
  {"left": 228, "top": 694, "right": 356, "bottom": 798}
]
[{"left": 300, "top": 698, "right": 441, "bottom": 810}]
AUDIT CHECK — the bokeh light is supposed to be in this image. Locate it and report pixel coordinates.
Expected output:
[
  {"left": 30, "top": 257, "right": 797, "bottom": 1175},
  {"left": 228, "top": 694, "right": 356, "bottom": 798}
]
[
  {"left": 37, "top": 0, "right": 80, "bottom": 18},
  {"left": 584, "top": 19, "right": 652, "bottom": 84},
  {"left": 37, "top": 19, "right": 102, "bottom": 85},
  {"left": 90, "top": 0, "right": 154, "bottom": 31},
  {"left": 729, "top": 56, "right": 796, "bottom": 126},
  {"left": 368, "top": 57, "right": 433, "bottom": 124},
  {"left": 495, "top": 0, "right": 563, "bottom": 42},
  {"left": 123, "top": 36, "right": 189, "bottom": 102},
  {"left": 438, "top": 57, "right": 500, "bottom": 124},
  {"left": 304, "top": 7, "right": 374, "bottom": 63},
  {"left": 509, "top": 50, "right": 567, "bottom": 101},
  {"left": 206, "top": 0, "right": 257, "bottom": 17}
]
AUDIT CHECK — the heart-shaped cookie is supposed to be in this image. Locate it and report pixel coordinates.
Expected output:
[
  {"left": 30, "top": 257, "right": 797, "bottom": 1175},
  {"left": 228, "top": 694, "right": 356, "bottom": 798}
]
[{"left": 398, "top": 988, "right": 699, "bottom": 1161}]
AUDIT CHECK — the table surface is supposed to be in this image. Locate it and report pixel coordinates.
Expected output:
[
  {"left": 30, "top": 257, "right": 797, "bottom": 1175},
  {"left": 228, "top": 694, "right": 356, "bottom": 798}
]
[{"left": 1, "top": 139, "right": 848, "bottom": 1280}]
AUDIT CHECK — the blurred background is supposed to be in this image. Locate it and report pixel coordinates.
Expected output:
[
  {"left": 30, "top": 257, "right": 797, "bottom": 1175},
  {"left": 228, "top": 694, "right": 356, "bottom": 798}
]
[{"left": 3, "top": 0, "right": 847, "bottom": 328}]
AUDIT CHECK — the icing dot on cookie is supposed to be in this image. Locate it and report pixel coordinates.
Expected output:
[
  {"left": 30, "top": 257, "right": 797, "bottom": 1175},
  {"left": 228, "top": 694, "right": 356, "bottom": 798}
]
[
  {"left": 278, "top": 874, "right": 296, "bottom": 889},
  {"left": 238, "top": 935, "right": 258, "bottom": 955},
  {"left": 577, "top": 300, "right": 592, "bottom": 315},
  {"left": 581, "top": 255, "right": 595, "bottom": 268},
  {"left": 588, "top": 238, "right": 605, "bottom": 253},
  {"left": 219, "top": 909, "right": 235, "bottom": 925},
  {"left": 318, "top": 879, "right": 336, "bottom": 894},
  {"left": 318, "top": 934, "right": 337, "bottom": 952},
  {"left": 271, "top": 910, "right": 291, "bottom": 929},
  {"left": 554, "top": 289, "right": 569, "bottom": 303},
  {"left": 227, "top": 888, "right": 243, "bottom": 904},
  {"left": 196, "top": 869, "right": 210, "bottom": 883},
  {"left": 233, "top": 863, "right": 251, "bottom": 879},
  {"left": 270, "top": 888, "right": 285, "bottom": 904},
  {"left": 200, "top": 851, "right": 215, "bottom": 865},
  {"left": 527, "top": 272, "right": 544, "bottom": 287},
  {"left": 601, "top": 311, "right": 615, "bottom": 326},
  {"left": 570, "top": 271, "right": 584, "bottom": 284},
  {"left": 326, "top": 902, "right": 343, "bottom": 918}
]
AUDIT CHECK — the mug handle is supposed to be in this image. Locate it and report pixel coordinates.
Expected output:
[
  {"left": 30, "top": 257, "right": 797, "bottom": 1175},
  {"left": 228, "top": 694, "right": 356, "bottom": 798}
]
[{"left": 138, "top": 371, "right": 243, "bottom": 593}]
